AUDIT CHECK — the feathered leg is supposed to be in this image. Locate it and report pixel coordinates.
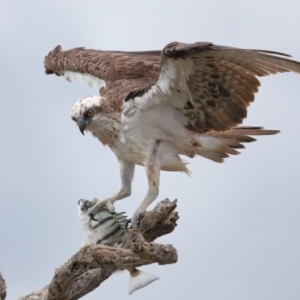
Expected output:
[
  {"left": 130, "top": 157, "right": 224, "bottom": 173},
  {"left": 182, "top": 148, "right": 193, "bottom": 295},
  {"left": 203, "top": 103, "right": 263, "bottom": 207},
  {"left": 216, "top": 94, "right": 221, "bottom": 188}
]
[
  {"left": 131, "top": 140, "right": 161, "bottom": 227},
  {"left": 90, "top": 159, "right": 135, "bottom": 217}
]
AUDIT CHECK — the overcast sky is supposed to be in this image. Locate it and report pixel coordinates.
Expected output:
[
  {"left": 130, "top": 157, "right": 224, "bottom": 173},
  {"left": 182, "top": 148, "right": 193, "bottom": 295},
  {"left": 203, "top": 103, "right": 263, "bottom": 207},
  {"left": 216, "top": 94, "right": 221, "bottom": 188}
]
[{"left": 1, "top": 1, "right": 300, "bottom": 299}]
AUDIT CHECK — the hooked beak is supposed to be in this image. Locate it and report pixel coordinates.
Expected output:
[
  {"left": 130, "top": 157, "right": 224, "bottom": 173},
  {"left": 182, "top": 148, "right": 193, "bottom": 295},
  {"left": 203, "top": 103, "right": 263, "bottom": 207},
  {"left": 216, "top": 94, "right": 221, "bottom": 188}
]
[{"left": 77, "top": 119, "right": 88, "bottom": 135}]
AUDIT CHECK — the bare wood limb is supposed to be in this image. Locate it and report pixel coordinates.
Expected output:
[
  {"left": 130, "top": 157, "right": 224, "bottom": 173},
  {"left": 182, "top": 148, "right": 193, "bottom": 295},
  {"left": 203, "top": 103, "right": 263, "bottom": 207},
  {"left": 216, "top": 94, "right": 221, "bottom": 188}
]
[
  {"left": 0, "top": 272, "right": 6, "bottom": 300},
  {"left": 18, "top": 199, "right": 179, "bottom": 300},
  {"left": 68, "top": 269, "right": 112, "bottom": 300},
  {"left": 139, "top": 198, "right": 179, "bottom": 242},
  {"left": 18, "top": 286, "right": 49, "bottom": 300},
  {"left": 47, "top": 241, "right": 177, "bottom": 299}
]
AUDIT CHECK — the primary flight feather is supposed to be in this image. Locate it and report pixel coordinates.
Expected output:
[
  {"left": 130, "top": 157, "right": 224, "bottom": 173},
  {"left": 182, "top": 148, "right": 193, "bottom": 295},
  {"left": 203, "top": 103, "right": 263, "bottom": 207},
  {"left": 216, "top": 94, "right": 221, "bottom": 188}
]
[{"left": 44, "top": 41, "right": 300, "bottom": 226}]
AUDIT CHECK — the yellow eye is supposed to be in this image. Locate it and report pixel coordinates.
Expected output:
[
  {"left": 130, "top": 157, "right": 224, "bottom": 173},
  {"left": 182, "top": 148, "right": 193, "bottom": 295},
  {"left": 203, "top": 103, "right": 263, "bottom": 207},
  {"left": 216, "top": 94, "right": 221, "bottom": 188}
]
[{"left": 87, "top": 109, "right": 94, "bottom": 117}]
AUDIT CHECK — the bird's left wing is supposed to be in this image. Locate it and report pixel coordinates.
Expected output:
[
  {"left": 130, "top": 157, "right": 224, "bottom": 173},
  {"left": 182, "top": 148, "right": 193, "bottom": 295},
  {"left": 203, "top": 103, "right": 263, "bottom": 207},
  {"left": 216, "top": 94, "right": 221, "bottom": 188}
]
[{"left": 124, "top": 42, "right": 300, "bottom": 133}]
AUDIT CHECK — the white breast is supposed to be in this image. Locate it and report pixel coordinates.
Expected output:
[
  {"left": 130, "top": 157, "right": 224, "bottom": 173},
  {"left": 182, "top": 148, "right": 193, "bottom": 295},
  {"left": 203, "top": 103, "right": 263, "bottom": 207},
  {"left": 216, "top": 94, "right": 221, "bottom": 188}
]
[{"left": 111, "top": 136, "right": 146, "bottom": 166}]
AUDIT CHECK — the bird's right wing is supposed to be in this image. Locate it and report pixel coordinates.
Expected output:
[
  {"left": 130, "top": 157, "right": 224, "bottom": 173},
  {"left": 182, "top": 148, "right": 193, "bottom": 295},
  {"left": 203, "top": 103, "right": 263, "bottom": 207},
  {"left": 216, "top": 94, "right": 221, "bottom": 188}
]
[{"left": 44, "top": 45, "right": 161, "bottom": 90}]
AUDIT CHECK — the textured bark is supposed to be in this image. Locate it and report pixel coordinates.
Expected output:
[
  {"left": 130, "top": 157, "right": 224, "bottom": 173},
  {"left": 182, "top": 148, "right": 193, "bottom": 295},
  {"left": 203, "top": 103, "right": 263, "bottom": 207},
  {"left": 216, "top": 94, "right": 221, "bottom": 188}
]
[
  {"left": 68, "top": 269, "right": 112, "bottom": 300},
  {"left": 0, "top": 272, "right": 6, "bottom": 300},
  {"left": 19, "top": 285, "right": 49, "bottom": 300},
  {"left": 18, "top": 198, "right": 179, "bottom": 300},
  {"left": 139, "top": 198, "right": 179, "bottom": 242}
]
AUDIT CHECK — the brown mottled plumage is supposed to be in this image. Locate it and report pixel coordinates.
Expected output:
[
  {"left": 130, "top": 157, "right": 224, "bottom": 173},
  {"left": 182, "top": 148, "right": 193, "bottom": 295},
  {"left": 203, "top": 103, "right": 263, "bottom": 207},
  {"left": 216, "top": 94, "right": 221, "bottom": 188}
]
[
  {"left": 45, "top": 46, "right": 160, "bottom": 111},
  {"left": 44, "top": 41, "right": 300, "bottom": 226}
]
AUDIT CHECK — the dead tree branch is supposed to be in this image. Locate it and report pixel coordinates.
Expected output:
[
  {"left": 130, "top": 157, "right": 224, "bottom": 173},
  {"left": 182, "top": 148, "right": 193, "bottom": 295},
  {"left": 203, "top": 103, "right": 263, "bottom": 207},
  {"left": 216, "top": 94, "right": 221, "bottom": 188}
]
[{"left": 18, "top": 198, "right": 179, "bottom": 300}]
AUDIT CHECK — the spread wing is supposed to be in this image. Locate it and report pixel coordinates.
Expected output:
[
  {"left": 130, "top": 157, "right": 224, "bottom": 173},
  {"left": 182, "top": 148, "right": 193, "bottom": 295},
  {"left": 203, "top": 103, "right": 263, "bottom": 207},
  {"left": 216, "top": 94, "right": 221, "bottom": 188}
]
[
  {"left": 124, "top": 42, "right": 300, "bottom": 133},
  {"left": 44, "top": 45, "right": 161, "bottom": 110},
  {"left": 44, "top": 42, "right": 300, "bottom": 131}
]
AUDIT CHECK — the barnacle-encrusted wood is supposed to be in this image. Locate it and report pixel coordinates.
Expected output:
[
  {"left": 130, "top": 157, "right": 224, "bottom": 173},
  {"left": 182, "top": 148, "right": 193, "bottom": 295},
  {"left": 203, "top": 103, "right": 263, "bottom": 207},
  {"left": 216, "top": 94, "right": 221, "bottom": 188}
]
[{"left": 18, "top": 199, "right": 179, "bottom": 300}]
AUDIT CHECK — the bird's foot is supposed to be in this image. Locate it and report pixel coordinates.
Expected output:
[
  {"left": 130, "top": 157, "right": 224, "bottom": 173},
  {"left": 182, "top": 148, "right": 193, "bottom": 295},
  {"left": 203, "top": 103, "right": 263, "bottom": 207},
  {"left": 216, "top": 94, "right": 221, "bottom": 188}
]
[
  {"left": 89, "top": 198, "right": 115, "bottom": 220},
  {"left": 130, "top": 208, "right": 146, "bottom": 228}
]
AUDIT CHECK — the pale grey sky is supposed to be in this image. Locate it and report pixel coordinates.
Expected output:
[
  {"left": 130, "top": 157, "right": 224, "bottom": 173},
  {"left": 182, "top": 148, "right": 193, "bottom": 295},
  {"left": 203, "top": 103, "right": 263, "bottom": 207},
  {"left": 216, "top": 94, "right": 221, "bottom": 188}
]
[{"left": 0, "top": 1, "right": 299, "bottom": 299}]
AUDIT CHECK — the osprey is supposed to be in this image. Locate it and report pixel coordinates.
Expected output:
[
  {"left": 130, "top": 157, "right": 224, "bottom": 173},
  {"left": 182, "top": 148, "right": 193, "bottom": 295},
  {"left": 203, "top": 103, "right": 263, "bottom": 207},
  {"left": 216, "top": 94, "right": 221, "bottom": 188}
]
[{"left": 44, "top": 41, "right": 300, "bottom": 226}]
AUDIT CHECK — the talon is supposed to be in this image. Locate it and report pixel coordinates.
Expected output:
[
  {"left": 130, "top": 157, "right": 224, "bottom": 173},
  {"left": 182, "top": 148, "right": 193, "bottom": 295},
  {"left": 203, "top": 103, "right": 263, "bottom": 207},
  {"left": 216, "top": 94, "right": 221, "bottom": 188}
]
[
  {"left": 125, "top": 219, "right": 132, "bottom": 230},
  {"left": 131, "top": 209, "right": 145, "bottom": 228},
  {"left": 90, "top": 213, "right": 98, "bottom": 221},
  {"left": 136, "top": 213, "right": 142, "bottom": 226}
]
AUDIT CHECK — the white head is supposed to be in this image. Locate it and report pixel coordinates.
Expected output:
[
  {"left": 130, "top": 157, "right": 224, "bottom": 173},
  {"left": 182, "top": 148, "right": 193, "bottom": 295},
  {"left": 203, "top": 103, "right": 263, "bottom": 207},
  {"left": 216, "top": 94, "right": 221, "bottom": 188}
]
[{"left": 70, "top": 95, "right": 103, "bottom": 135}]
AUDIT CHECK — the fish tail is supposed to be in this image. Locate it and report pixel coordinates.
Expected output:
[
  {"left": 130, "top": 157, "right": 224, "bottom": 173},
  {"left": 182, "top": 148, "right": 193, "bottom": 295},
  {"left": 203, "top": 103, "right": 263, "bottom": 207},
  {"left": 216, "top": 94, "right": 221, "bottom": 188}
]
[{"left": 128, "top": 267, "right": 159, "bottom": 295}]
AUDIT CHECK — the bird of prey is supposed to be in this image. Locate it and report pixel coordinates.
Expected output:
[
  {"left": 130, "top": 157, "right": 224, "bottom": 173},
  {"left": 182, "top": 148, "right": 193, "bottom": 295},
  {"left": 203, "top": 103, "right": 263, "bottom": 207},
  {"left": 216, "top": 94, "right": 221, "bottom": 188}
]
[{"left": 44, "top": 41, "right": 300, "bottom": 226}]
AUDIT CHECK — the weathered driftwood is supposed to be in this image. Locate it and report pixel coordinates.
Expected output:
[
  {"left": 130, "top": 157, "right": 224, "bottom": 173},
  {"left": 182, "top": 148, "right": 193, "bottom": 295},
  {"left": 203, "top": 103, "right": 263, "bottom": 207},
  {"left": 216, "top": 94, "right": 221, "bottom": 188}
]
[
  {"left": 18, "top": 198, "right": 179, "bottom": 300},
  {"left": 0, "top": 272, "right": 6, "bottom": 300}
]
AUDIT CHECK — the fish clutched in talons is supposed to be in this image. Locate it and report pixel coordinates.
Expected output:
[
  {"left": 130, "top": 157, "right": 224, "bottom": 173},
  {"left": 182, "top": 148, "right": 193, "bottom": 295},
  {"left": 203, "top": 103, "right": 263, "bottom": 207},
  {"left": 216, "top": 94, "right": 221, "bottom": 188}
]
[{"left": 77, "top": 198, "right": 159, "bottom": 294}]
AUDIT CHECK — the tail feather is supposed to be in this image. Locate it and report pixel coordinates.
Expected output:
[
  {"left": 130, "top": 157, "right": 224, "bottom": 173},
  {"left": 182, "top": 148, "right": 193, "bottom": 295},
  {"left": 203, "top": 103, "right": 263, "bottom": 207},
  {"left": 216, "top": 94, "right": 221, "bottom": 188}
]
[
  {"left": 191, "top": 126, "right": 279, "bottom": 163},
  {"left": 220, "top": 126, "right": 280, "bottom": 136},
  {"left": 128, "top": 268, "right": 159, "bottom": 295}
]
